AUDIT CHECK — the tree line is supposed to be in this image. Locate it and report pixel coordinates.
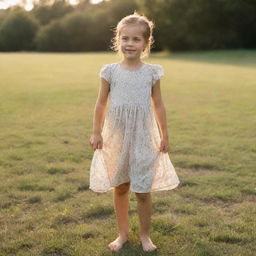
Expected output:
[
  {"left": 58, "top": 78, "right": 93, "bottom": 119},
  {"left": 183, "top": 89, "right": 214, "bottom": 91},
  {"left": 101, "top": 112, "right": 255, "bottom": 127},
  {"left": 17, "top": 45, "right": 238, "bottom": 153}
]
[{"left": 0, "top": 0, "right": 255, "bottom": 52}]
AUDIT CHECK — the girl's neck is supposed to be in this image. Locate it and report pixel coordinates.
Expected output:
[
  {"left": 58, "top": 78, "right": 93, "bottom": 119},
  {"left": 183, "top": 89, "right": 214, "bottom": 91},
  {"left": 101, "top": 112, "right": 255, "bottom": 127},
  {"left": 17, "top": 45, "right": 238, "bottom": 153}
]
[{"left": 120, "top": 58, "right": 144, "bottom": 67}]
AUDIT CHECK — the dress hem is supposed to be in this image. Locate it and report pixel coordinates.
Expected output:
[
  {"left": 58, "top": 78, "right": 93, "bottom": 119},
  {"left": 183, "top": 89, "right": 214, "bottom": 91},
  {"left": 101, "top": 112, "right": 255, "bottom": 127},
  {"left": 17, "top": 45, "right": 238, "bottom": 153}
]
[{"left": 89, "top": 181, "right": 180, "bottom": 194}]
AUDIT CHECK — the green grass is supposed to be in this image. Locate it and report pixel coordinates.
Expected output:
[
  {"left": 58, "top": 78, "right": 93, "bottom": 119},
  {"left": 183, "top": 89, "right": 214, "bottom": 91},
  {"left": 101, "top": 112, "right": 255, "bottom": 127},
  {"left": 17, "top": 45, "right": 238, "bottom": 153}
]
[{"left": 0, "top": 50, "right": 255, "bottom": 256}]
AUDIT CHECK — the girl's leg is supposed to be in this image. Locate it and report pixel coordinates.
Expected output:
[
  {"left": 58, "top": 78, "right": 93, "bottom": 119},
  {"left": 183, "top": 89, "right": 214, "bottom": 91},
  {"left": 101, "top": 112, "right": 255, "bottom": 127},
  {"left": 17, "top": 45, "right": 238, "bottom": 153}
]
[
  {"left": 135, "top": 192, "right": 157, "bottom": 251},
  {"left": 108, "top": 182, "right": 130, "bottom": 251}
]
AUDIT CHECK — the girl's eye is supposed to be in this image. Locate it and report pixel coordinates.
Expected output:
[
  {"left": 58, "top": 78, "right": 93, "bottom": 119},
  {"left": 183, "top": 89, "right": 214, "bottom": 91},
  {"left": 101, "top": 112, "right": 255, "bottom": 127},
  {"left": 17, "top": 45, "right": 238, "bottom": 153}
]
[{"left": 121, "top": 38, "right": 140, "bottom": 41}]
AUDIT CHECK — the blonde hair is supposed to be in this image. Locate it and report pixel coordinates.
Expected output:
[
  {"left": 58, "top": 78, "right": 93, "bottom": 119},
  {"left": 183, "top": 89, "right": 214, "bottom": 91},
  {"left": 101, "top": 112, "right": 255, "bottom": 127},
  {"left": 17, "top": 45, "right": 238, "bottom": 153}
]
[{"left": 110, "top": 11, "right": 155, "bottom": 59}]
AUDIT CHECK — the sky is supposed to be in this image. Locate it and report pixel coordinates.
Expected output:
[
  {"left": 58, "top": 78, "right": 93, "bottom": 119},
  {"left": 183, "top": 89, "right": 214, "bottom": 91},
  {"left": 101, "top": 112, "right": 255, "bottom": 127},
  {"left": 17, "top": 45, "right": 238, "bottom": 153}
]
[{"left": 0, "top": 0, "right": 103, "bottom": 11}]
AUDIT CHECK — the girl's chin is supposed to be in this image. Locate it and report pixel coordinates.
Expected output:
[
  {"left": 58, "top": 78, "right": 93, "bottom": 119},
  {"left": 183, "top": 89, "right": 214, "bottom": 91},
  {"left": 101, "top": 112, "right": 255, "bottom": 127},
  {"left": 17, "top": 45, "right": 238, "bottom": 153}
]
[
  {"left": 123, "top": 52, "right": 140, "bottom": 57},
  {"left": 124, "top": 55, "right": 139, "bottom": 59}
]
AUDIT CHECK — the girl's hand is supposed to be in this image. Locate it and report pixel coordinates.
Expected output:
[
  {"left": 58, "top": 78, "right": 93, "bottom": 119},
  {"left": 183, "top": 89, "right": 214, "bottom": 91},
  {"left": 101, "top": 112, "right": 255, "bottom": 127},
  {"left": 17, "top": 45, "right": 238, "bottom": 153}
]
[
  {"left": 89, "top": 133, "right": 103, "bottom": 150},
  {"left": 160, "top": 137, "right": 169, "bottom": 153}
]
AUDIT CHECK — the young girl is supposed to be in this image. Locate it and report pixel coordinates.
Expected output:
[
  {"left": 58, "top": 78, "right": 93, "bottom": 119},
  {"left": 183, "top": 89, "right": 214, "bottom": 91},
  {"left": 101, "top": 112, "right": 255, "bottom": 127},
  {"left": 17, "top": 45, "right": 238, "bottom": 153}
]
[{"left": 89, "top": 11, "right": 180, "bottom": 252}]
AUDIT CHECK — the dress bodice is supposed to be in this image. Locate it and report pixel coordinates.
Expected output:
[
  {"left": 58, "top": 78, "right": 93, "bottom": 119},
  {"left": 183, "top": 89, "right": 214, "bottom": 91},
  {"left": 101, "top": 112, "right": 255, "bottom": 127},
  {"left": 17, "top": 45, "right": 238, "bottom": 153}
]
[{"left": 99, "top": 62, "right": 164, "bottom": 109}]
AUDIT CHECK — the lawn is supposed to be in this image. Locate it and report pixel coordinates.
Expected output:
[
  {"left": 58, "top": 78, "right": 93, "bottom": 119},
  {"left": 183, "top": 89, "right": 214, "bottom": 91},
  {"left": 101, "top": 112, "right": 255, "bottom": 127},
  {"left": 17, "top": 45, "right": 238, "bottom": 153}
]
[{"left": 0, "top": 50, "right": 255, "bottom": 256}]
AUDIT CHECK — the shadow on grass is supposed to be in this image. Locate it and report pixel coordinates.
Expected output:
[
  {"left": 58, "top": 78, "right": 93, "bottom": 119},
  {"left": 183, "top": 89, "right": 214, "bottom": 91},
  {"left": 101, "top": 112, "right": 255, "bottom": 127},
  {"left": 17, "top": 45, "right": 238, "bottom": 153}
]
[
  {"left": 41, "top": 247, "right": 70, "bottom": 256},
  {"left": 102, "top": 241, "right": 158, "bottom": 256},
  {"left": 151, "top": 49, "right": 256, "bottom": 68},
  {"left": 84, "top": 205, "right": 114, "bottom": 219}
]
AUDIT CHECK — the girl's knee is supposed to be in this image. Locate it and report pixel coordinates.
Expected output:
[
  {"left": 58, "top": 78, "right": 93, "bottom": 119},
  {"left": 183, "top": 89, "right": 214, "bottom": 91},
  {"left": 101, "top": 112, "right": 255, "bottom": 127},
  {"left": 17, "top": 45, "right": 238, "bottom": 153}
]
[
  {"left": 114, "top": 182, "right": 130, "bottom": 194},
  {"left": 135, "top": 192, "right": 150, "bottom": 202}
]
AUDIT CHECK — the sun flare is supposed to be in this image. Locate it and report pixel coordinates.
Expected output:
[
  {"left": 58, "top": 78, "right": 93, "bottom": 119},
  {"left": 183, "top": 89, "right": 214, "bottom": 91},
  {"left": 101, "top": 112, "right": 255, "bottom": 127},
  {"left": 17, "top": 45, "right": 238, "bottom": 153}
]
[{"left": 0, "top": 0, "right": 104, "bottom": 10}]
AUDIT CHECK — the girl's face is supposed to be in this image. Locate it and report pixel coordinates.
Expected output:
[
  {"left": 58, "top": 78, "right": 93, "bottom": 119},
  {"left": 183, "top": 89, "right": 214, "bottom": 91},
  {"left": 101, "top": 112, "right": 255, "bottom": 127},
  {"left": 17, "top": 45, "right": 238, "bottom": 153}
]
[{"left": 119, "top": 24, "right": 147, "bottom": 60}]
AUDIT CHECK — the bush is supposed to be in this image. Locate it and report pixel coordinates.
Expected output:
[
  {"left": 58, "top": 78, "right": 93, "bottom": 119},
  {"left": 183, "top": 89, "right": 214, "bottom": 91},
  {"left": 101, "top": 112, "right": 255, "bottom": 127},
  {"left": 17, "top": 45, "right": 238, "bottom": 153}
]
[
  {"left": 35, "top": 11, "right": 113, "bottom": 51},
  {"left": 0, "top": 9, "right": 39, "bottom": 51}
]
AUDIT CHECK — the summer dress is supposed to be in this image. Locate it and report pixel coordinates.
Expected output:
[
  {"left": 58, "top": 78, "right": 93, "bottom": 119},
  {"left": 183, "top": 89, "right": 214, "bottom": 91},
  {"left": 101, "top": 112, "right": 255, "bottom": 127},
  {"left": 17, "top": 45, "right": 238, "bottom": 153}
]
[{"left": 89, "top": 62, "right": 180, "bottom": 193}]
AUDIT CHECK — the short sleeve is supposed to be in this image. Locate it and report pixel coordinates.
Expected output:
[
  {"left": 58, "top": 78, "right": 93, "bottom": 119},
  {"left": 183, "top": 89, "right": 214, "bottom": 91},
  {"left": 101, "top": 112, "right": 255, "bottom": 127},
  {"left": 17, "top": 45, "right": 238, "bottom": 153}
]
[
  {"left": 99, "top": 64, "right": 111, "bottom": 83},
  {"left": 152, "top": 64, "right": 164, "bottom": 86}
]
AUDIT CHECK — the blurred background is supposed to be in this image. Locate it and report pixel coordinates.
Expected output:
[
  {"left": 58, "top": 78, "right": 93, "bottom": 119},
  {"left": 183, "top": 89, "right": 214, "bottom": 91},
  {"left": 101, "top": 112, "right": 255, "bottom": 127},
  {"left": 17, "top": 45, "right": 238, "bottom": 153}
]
[
  {"left": 1, "top": 1, "right": 256, "bottom": 255},
  {"left": 0, "top": 0, "right": 256, "bottom": 52}
]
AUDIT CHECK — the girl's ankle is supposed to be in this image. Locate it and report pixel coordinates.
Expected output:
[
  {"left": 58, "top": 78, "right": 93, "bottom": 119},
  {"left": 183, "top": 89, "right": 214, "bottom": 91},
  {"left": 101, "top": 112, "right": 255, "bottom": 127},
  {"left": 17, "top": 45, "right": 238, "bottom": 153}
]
[
  {"left": 139, "top": 233, "right": 150, "bottom": 238},
  {"left": 119, "top": 231, "right": 128, "bottom": 236}
]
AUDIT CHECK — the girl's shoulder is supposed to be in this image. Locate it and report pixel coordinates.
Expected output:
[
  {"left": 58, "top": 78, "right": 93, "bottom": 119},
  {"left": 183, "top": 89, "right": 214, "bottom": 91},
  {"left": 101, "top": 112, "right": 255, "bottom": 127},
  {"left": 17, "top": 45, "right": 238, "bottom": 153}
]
[
  {"left": 100, "top": 62, "right": 163, "bottom": 72},
  {"left": 99, "top": 63, "right": 118, "bottom": 83},
  {"left": 99, "top": 62, "right": 164, "bottom": 76},
  {"left": 147, "top": 63, "right": 165, "bottom": 85},
  {"left": 147, "top": 63, "right": 164, "bottom": 70},
  {"left": 147, "top": 63, "right": 164, "bottom": 74},
  {"left": 100, "top": 62, "right": 118, "bottom": 70}
]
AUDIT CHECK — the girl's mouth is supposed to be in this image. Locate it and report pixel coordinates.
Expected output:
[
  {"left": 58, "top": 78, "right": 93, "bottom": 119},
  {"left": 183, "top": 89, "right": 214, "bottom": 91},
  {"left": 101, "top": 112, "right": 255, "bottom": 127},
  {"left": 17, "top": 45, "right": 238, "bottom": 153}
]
[{"left": 126, "top": 49, "right": 136, "bottom": 53}]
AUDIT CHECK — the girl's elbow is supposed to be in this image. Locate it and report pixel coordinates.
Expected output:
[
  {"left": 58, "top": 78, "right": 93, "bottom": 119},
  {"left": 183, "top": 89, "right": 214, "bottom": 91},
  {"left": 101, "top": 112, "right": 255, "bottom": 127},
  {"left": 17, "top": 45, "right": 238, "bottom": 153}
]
[
  {"left": 96, "top": 98, "right": 108, "bottom": 108},
  {"left": 153, "top": 101, "right": 165, "bottom": 109}
]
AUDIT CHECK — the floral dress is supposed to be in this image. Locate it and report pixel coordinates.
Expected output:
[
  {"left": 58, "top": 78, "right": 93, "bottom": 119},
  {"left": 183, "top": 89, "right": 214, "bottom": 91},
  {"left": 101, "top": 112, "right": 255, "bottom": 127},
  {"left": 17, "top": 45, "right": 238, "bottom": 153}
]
[{"left": 89, "top": 62, "right": 180, "bottom": 193}]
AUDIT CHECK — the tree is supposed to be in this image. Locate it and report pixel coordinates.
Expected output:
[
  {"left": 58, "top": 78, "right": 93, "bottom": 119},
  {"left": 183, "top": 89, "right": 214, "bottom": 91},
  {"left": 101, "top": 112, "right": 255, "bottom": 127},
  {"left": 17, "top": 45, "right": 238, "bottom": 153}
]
[
  {"left": 0, "top": 9, "right": 39, "bottom": 51},
  {"left": 32, "top": 0, "right": 74, "bottom": 26}
]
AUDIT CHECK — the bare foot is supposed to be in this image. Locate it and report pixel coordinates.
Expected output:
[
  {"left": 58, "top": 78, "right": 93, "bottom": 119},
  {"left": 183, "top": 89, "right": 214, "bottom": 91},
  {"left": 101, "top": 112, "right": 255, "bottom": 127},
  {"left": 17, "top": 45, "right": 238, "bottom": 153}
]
[
  {"left": 140, "top": 234, "right": 157, "bottom": 252},
  {"left": 108, "top": 234, "right": 128, "bottom": 251}
]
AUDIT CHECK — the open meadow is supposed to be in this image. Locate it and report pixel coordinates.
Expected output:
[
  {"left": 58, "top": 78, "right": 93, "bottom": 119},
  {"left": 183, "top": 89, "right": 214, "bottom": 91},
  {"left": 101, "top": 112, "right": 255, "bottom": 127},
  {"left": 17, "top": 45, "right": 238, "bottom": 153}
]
[{"left": 0, "top": 50, "right": 255, "bottom": 256}]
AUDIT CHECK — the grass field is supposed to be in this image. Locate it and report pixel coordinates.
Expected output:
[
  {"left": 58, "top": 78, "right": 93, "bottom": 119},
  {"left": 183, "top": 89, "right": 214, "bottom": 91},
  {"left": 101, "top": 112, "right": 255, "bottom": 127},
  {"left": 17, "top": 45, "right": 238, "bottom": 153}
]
[{"left": 0, "top": 50, "right": 255, "bottom": 256}]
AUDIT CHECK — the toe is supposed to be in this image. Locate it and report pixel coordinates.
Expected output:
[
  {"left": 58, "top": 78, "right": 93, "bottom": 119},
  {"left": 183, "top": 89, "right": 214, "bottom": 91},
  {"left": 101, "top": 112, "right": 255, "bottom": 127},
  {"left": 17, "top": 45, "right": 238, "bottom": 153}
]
[
  {"left": 113, "top": 245, "right": 119, "bottom": 251},
  {"left": 108, "top": 243, "right": 114, "bottom": 250}
]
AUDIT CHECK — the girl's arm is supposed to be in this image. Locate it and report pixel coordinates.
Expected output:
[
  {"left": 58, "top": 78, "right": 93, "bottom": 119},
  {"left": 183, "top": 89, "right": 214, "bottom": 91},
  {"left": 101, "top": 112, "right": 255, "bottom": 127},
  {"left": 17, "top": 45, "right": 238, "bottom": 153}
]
[
  {"left": 92, "top": 78, "right": 110, "bottom": 134},
  {"left": 151, "top": 80, "right": 169, "bottom": 153},
  {"left": 90, "top": 78, "right": 110, "bottom": 150}
]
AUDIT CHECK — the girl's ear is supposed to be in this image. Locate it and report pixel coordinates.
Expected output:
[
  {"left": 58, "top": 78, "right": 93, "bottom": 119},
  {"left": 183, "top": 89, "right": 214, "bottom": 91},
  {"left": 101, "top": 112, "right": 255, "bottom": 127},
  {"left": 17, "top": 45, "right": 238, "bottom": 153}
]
[{"left": 143, "top": 41, "right": 148, "bottom": 51}]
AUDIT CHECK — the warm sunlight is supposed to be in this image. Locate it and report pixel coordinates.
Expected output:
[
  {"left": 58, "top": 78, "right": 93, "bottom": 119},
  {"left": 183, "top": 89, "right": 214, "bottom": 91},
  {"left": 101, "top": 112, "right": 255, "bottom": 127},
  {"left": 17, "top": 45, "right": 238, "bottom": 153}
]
[
  {"left": 90, "top": 0, "right": 103, "bottom": 4},
  {"left": 69, "top": 0, "right": 78, "bottom": 6},
  {"left": 0, "top": 0, "right": 21, "bottom": 10},
  {"left": 0, "top": 0, "right": 104, "bottom": 10},
  {"left": 0, "top": 0, "right": 39, "bottom": 10}
]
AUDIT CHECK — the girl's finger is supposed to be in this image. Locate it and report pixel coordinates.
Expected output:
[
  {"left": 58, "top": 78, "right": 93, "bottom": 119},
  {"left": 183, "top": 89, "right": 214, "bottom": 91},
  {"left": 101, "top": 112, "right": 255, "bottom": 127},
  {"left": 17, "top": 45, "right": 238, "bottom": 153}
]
[{"left": 97, "top": 141, "right": 103, "bottom": 149}]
